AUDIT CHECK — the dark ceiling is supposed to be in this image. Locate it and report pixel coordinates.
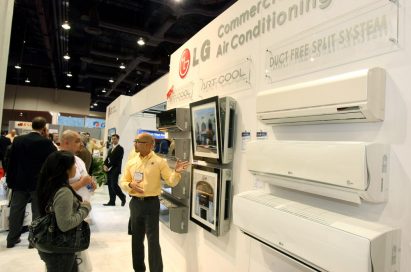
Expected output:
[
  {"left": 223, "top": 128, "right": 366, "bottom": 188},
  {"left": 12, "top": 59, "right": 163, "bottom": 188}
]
[{"left": 6, "top": 0, "right": 236, "bottom": 112}]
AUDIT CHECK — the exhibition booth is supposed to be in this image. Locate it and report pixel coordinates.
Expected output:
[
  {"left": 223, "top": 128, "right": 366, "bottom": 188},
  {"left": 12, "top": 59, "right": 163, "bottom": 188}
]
[{"left": 105, "top": 0, "right": 411, "bottom": 271}]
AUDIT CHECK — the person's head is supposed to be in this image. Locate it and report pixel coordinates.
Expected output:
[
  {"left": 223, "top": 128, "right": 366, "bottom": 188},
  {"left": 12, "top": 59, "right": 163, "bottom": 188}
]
[
  {"left": 9, "top": 129, "right": 17, "bottom": 137},
  {"left": 32, "top": 117, "right": 47, "bottom": 135},
  {"left": 79, "top": 134, "right": 88, "bottom": 150},
  {"left": 84, "top": 132, "right": 90, "bottom": 142},
  {"left": 60, "top": 130, "right": 82, "bottom": 154},
  {"left": 134, "top": 133, "right": 154, "bottom": 156},
  {"left": 111, "top": 134, "right": 119, "bottom": 146},
  {"left": 52, "top": 133, "right": 60, "bottom": 144},
  {"left": 37, "top": 151, "right": 80, "bottom": 215}
]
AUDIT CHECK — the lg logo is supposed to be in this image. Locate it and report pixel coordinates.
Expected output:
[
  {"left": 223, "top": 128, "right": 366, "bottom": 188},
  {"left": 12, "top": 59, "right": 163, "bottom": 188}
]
[
  {"left": 178, "top": 40, "right": 211, "bottom": 79},
  {"left": 179, "top": 49, "right": 190, "bottom": 79}
]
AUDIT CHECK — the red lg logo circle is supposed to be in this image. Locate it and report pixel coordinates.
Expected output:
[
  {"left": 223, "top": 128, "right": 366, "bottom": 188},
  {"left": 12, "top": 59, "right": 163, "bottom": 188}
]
[{"left": 179, "top": 49, "right": 190, "bottom": 79}]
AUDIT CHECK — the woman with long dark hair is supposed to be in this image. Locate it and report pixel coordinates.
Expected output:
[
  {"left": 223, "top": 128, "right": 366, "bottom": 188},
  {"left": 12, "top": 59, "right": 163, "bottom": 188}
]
[{"left": 36, "top": 151, "right": 91, "bottom": 272}]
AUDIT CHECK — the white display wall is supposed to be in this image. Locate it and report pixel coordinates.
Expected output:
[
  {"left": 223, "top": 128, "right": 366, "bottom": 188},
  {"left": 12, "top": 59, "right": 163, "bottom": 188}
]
[
  {"left": 163, "top": 0, "right": 411, "bottom": 271},
  {"left": 105, "top": 75, "right": 168, "bottom": 168}
]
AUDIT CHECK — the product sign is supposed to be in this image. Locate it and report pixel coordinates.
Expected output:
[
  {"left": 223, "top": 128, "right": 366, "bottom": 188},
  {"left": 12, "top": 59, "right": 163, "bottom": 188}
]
[
  {"left": 241, "top": 131, "right": 251, "bottom": 151},
  {"left": 167, "top": 82, "right": 194, "bottom": 108},
  {"left": 256, "top": 131, "right": 268, "bottom": 140},
  {"left": 199, "top": 58, "right": 251, "bottom": 96},
  {"left": 14, "top": 121, "right": 32, "bottom": 129},
  {"left": 264, "top": 0, "right": 398, "bottom": 83}
]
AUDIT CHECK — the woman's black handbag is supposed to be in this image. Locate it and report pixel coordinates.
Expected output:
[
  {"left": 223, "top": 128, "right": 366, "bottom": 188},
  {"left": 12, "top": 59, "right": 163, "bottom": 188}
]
[{"left": 28, "top": 210, "right": 90, "bottom": 253}]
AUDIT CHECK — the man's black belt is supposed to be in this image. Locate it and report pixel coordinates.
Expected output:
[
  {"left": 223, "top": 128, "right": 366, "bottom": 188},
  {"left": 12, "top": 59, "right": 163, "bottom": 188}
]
[{"left": 130, "top": 195, "right": 158, "bottom": 201}]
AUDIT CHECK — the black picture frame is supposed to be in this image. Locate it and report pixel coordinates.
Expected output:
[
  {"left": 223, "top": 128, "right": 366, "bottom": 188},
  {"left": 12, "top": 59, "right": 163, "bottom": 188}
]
[
  {"left": 189, "top": 96, "right": 222, "bottom": 164},
  {"left": 190, "top": 164, "right": 222, "bottom": 235}
]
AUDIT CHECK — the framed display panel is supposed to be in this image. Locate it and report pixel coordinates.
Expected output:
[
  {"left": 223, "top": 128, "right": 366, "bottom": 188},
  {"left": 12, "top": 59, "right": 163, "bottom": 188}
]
[
  {"left": 190, "top": 96, "right": 221, "bottom": 164},
  {"left": 190, "top": 164, "right": 232, "bottom": 236}
]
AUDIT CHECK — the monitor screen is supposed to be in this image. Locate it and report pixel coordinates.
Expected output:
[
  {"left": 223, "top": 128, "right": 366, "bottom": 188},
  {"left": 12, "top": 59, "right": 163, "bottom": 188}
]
[
  {"left": 137, "top": 129, "right": 166, "bottom": 139},
  {"left": 189, "top": 96, "right": 221, "bottom": 163}
]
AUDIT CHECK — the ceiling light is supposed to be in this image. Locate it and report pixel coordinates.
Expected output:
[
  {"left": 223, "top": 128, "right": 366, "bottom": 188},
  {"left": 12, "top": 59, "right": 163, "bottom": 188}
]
[
  {"left": 119, "top": 63, "right": 126, "bottom": 69},
  {"left": 66, "top": 84, "right": 71, "bottom": 88},
  {"left": 67, "top": 72, "right": 73, "bottom": 77},
  {"left": 137, "top": 37, "right": 145, "bottom": 46},
  {"left": 63, "top": 53, "right": 70, "bottom": 60},
  {"left": 15, "top": 64, "right": 21, "bottom": 69},
  {"left": 102, "top": 88, "right": 106, "bottom": 93},
  {"left": 25, "top": 78, "right": 30, "bottom": 83},
  {"left": 62, "top": 21, "right": 71, "bottom": 30},
  {"left": 109, "top": 78, "right": 114, "bottom": 83},
  {"left": 93, "top": 102, "right": 98, "bottom": 106}
]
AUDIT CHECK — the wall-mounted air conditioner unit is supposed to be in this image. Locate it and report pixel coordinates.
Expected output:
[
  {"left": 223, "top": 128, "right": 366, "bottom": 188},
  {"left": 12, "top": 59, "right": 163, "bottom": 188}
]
[
  {"left": 257, "top": 67, "right": 386, "bottom": 125},
  {"left": 246, "top": 141, "right": 389, "bottom": 204},
  {"left": 157, "top": 108, "right": 190, "bottom": 132},
  {"left": 233, "top": 191, "right": 401, "bottom": 272}
]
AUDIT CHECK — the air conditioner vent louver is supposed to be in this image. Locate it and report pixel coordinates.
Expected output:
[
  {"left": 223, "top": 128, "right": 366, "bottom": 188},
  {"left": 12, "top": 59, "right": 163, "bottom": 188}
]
[
  {"left": 246, "top": 141, "right": 389, "bottom": 204},
  {"left": 257, "top": 67, "right": 385, "bottom": 125},
  {"left": 233, "top": 191, "right": 401, "bottom": 272}
]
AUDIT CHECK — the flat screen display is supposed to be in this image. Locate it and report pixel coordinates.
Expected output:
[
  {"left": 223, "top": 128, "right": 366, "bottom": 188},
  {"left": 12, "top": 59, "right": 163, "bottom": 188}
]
[{"left": 189, "top": 96, "right": 221, "bottom": 163}]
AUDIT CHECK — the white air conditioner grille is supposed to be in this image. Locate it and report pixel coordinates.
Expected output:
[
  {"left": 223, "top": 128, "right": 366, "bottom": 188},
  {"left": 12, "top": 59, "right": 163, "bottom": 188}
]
[
  {"left": 241, "top": 192, "right": 338, "bottom": 226},
  {"left": 260, "top": 112, "right": 366, "bottom": 125}
]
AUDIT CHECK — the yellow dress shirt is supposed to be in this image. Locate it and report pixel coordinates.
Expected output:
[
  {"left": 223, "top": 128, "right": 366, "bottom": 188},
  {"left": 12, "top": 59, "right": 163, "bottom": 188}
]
[{"left": 120, "top": 151, "right": 181, "bottom": 197}]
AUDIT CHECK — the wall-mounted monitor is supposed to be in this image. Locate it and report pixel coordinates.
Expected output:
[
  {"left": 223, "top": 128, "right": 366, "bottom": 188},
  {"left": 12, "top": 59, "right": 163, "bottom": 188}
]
[
  {"left": 190, "top": 164, "right": 232, "bottom": 236},
  {"left": 189, "top": 96, "right": 236, "bottom": 164}
]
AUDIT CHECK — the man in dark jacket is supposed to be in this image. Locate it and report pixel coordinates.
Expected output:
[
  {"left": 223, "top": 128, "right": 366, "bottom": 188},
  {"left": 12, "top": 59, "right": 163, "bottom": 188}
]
[
  {"left": 6, "top": 117, "right": 57, "bottom": 248},
  {"left": 0, "top": 135, "right": 11, "bottom": 170},
  {"left": 103, "top": 133, "right": 126, "bottom": 206}
]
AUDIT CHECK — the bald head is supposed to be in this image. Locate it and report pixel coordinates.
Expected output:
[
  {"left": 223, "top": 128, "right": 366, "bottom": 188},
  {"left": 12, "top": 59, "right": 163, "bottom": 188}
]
[
  {"left": 134, "top": 133, "right": 155, "bottom": 157},
  {"left": 60, "top": 130, "right": 81, "bottom": 154},
  {"left": 137, "top": 133, "right": 154, "bottom": 144}
]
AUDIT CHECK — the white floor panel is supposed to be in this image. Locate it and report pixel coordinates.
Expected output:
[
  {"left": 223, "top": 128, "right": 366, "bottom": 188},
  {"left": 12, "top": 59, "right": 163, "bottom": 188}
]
[{"left": 0, "top": 186, "right": 141, "bottom": 272}]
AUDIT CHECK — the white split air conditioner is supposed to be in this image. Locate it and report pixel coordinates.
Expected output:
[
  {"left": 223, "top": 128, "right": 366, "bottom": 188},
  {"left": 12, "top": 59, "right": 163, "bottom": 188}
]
[
  {"left": 246, "top": 141, "right": 389, "bottom": 204},
  {"left": 233, "top": 191, "right": 401, "bottom": 272},
  {"left": 257, "top": 67, "right": 386, "bottom": 125}
]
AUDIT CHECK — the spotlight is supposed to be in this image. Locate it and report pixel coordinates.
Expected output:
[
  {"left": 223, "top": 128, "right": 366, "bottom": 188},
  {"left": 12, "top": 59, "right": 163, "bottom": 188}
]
[
  {"left": 93, "top": 102, "right": 98, "bottom": 106},
  {"left": 119, "top": 63, "right": 126, "bottom": 69},
  {"left": 25, "top": 78, "right": 30, "bottom": 83},
  {"left": 102, "top": 88, "right": 106, "bottom": 93},
  {"left": 137, "top": 37, "right": 145, "bottom": 46},
  {"left": 62, "top": 21, "right": 71, "bottom": 30},
  {"left": 66, "top": 84, "right": 71, "bottom": 88},
  {"left": 63, "top": 53, "right": 70, "bottom": 60},
  {"left": 67, "top": 72, "right": 73, "bottom": 77},
  {"left": 109, "top": 78, "right": 114, "bottom": 83},
  {"left": 15, "top": 64, "right": 21, "bottom": 69}
]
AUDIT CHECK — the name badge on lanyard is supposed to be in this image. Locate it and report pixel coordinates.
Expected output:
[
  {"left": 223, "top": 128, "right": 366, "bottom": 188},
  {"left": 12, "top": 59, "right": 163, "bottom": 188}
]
[{"left": 134, "top": 172, "right": 143, "bottom": 183}]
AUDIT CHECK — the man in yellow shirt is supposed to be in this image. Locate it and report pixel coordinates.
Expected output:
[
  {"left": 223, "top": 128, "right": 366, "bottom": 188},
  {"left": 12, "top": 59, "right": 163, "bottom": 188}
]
[{"left": 120, "top": 133, "right": 189, "bottom": 272}]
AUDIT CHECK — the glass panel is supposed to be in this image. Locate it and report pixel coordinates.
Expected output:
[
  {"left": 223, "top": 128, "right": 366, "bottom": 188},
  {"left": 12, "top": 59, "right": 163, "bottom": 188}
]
[
  {"left": 265, "top": 0, "right": 399, "bottom": 84},
  {"left": 199, "top": 57, "right": 252, "bottom": 97}
]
